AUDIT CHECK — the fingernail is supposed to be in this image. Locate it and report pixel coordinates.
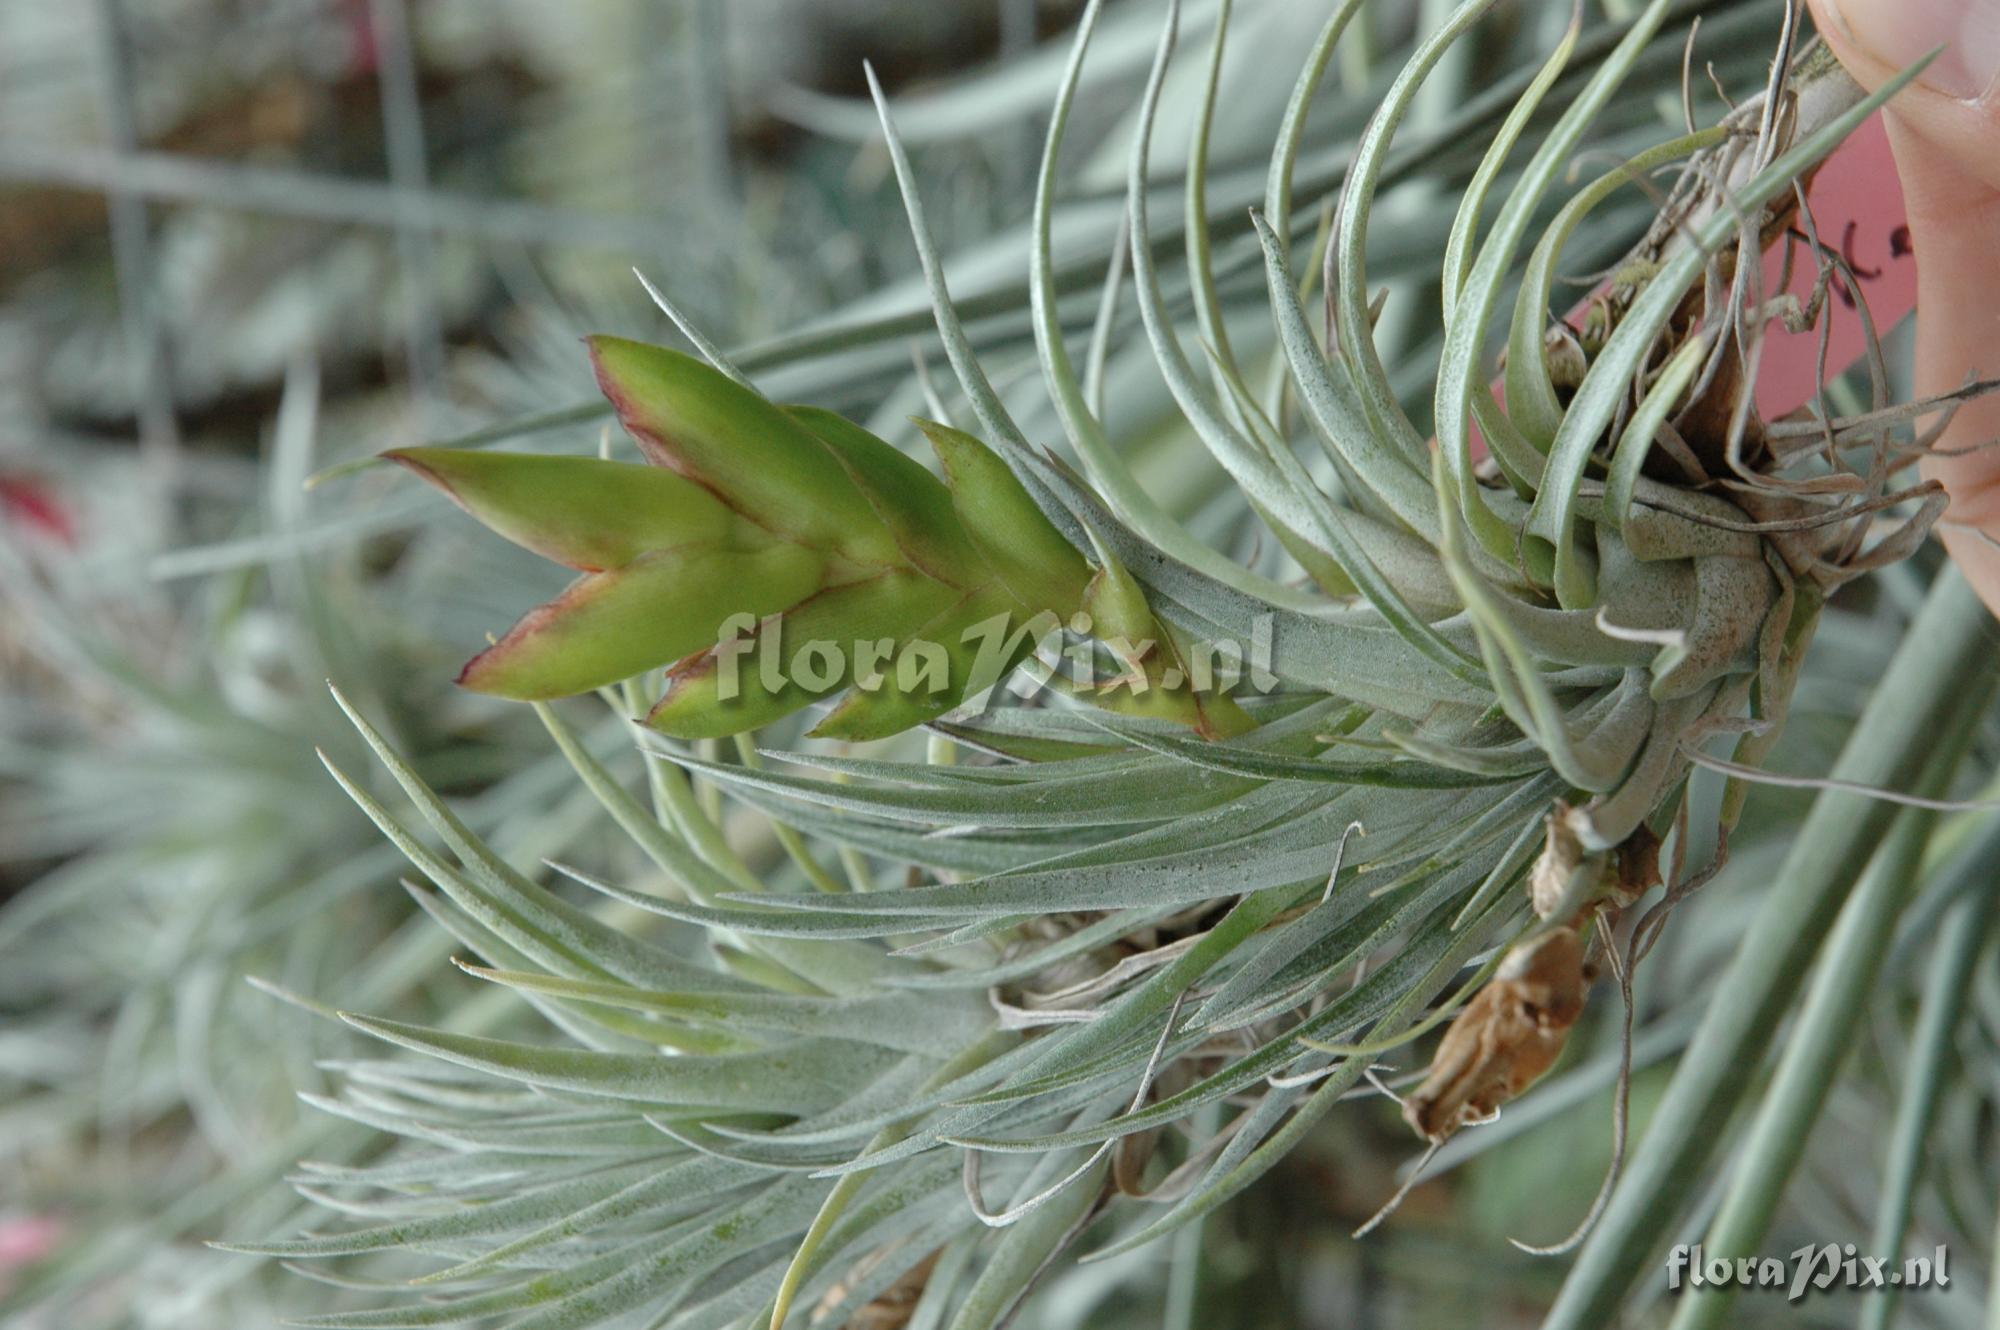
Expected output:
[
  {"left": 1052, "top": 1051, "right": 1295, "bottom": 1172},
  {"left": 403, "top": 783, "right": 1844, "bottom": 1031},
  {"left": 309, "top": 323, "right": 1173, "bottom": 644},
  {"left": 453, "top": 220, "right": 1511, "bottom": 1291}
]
[{"left": 1827, "top": 0, "right": 2000, "bottom": 100}]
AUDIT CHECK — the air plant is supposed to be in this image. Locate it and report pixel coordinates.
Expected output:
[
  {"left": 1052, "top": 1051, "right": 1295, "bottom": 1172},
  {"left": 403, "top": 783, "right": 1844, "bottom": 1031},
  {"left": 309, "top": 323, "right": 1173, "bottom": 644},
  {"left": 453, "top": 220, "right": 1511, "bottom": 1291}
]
[
  {"left": 227, "top": 1, "right": 2000, "bottom": 1326},
  {"left": 0, "top": 375, "right": 628, "bottom": 1328}
]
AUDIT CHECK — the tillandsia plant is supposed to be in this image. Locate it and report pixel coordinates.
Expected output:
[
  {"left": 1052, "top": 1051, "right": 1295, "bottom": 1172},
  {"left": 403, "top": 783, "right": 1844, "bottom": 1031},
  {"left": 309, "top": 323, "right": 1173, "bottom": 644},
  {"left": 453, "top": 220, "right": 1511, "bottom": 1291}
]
[
  {"left": 231, "top": 1, "right": 2000, "bottom": 1326},
  {"left": 0, "top": 371, "right": 634, "bottom": 1328}
]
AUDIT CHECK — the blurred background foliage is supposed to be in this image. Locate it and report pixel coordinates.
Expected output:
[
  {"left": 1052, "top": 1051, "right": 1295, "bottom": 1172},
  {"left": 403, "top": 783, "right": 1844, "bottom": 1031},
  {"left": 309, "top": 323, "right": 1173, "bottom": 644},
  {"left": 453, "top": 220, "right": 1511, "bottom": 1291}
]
[{"left": 1, "top": 1, "right": 1994, "bottom": 1327}]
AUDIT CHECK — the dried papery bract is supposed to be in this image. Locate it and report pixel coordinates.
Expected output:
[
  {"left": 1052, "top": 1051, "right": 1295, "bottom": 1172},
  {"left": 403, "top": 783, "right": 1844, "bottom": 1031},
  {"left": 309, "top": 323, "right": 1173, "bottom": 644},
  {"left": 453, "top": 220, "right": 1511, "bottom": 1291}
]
[
  {"left": 1527, "top": 801, "right": 1589, "bottom": 921},
  {"left": 1402, "top": 802, "right": 1632, "bottom": 1147},
  {"left": 1403, "top": 924, "right": 1588, "bottom": 1145}
]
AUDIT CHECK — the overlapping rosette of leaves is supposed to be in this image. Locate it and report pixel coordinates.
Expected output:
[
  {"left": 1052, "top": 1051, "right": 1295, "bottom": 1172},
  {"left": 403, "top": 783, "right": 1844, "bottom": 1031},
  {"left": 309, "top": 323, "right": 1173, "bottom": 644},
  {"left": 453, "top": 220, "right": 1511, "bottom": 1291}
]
[{"left": 396, "top": 336, "right": 1249, "bottom": 741}]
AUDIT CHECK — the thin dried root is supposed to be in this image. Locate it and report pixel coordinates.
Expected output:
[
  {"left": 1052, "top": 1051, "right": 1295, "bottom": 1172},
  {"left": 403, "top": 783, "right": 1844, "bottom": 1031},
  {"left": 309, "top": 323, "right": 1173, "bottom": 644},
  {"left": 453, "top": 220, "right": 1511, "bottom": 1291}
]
[
  {"left": 1510, "top": 910, "right": 1636, "bottom": 1257},
  {"left": 962, "top": 992, "right": 1186, "bottom": 1227},
  {"left": 1683, "top": 747, "right": 2000, "bottom": 812},
  {"left": 1353, "top": 1140, "right": 1444, "bottom": 1240}
]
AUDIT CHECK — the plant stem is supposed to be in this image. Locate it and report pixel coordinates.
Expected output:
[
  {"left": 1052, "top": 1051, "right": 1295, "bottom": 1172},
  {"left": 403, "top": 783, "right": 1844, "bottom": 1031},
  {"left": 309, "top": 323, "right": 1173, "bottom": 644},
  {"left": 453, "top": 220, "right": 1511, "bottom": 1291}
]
[
  {"left": 1163, "top": 1104, "right": 1222, "bottom": 1330},
  {"left": 1860, "top": 820, "right": 2000, "bottom": 1330},
  {"left": 1668, "top": 752, "right": 1962, "bottom": 1329},
  {"left": 1545, "top": 567, "right": 2000, "bottom": 1328},
  {"left": 1988, "top": 1210, "right": 2000, "bottom": 1330}
]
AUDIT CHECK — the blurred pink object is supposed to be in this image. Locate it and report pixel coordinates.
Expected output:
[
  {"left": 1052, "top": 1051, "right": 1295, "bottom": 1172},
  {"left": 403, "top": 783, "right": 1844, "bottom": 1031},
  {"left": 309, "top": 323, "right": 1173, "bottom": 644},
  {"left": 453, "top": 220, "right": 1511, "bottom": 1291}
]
[
  {"left": 0, "top": 1215, "right": 62, "bottom": 1291},
  {"left": 1470, "top": 114, "right": 1913, "bottom": 460},
  {"left": 0, "top": 475, "right": 76, "bottom": 546},
  {"left": 1752, "top": 112, "right": 1916, "bottom": 417}
]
